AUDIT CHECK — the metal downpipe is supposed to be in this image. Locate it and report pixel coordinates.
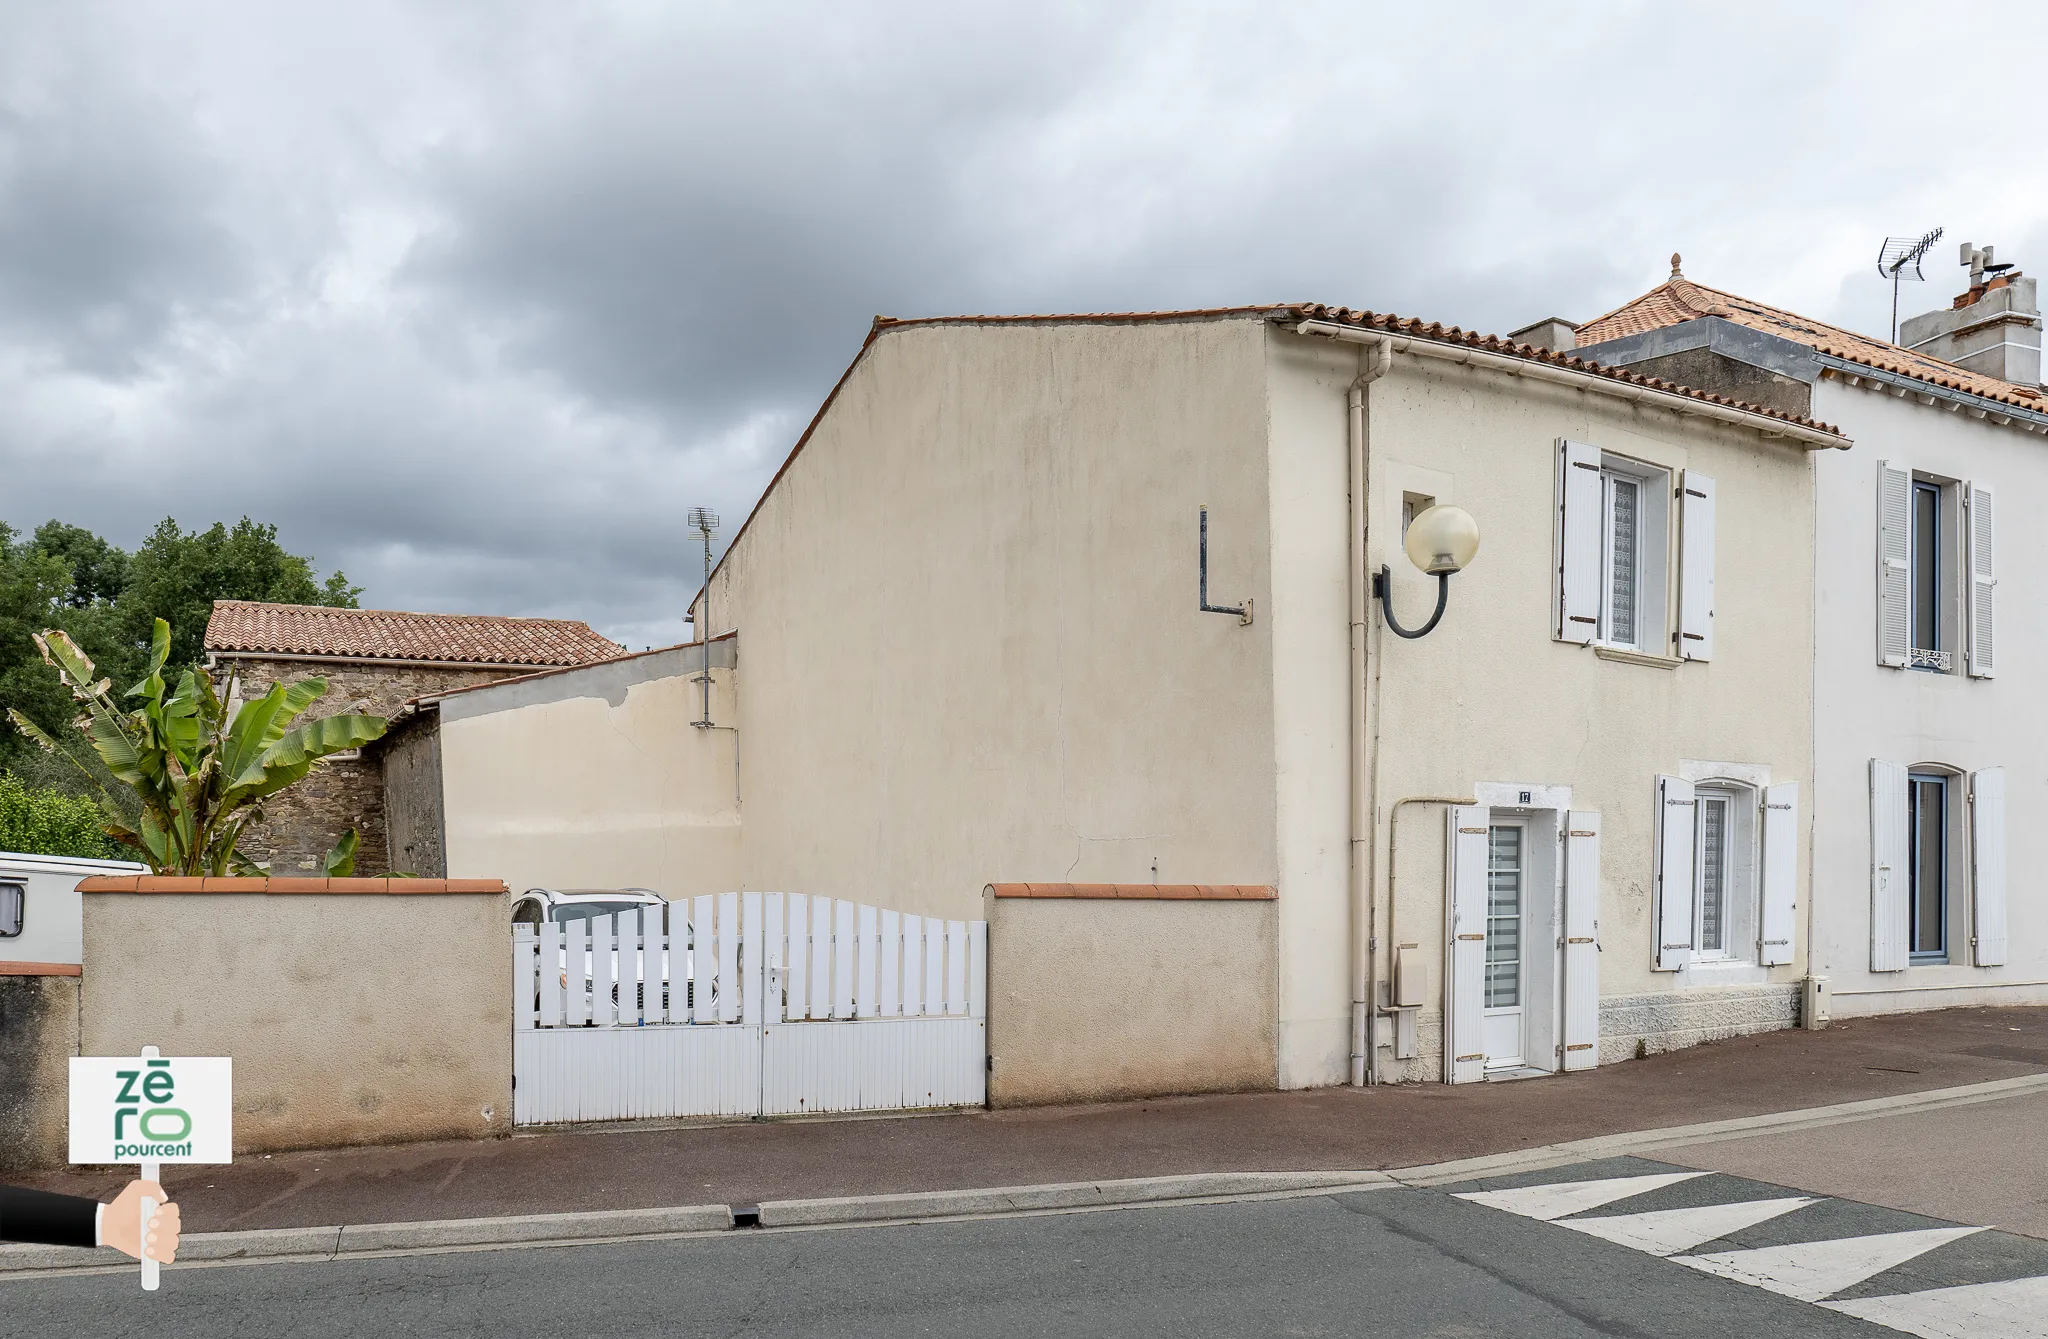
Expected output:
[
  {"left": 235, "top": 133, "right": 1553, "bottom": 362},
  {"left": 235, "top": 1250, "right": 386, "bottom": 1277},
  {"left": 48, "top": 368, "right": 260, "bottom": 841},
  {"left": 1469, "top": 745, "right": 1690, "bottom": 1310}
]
[{"left": 1348, "top": 336, "right": 1393, "bottom": 1086}]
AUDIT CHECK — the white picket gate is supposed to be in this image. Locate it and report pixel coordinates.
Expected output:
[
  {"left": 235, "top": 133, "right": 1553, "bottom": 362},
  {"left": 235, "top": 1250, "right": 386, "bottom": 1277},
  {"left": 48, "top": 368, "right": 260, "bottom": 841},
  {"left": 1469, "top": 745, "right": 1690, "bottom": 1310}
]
[{"left": 512, "top": 892, "right": 986, "bottom": 1125}]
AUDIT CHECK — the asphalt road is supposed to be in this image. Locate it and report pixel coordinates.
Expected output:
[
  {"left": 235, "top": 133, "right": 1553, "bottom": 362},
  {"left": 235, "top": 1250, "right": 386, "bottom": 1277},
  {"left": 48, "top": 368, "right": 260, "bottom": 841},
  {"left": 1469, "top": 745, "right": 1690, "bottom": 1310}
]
[{"left": 9, "top": 1156, "right": 2047, "bottom": 1338}]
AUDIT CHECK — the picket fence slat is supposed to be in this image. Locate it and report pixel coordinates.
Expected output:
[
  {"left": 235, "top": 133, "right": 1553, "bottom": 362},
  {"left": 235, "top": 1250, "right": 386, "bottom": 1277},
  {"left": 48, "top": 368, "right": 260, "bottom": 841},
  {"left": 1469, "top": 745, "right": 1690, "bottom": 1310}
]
[
  {"left": 786, "top": 894, "right": 809, "bottom": 1020},
  {"left": 879, "top": 909, "right": 901, "bottom": 1017},
  {"left": 808, "top": 896, "right": 832, "bottom": 1021},
  {"left": 968, "top": 920, "right": 987, "bottom": 1019},
  {"left": 832, "top": 900, "right": 855, "bottom": 1020},
  {"left": 924, "top": 917, "right": 944, "bottom": 1016},
  {"left": 763, "top": 892, "right": 785, "bottom": 1023},
  {"left": 945, "top": 919, "right": 967, "bottom": 1016},
  {"left": 901, "top": 914, "right": 923, "bottom": 1018},
  {"left": 856, "top": 904, "right": 878, "bottom": 1019}
]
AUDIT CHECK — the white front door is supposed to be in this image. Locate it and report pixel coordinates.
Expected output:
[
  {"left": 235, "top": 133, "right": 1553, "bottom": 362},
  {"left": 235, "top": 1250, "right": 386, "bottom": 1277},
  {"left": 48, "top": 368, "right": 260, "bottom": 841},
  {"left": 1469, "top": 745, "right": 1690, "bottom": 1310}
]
[{"left": 1483, "top": 821, "right": 1526, "bottom": 1068}]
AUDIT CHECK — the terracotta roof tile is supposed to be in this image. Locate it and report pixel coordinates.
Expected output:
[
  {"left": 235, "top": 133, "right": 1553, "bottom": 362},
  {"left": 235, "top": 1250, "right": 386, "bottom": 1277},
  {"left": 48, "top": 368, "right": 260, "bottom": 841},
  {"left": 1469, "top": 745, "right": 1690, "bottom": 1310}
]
[
  {"left": 1575, "top": 277, "right": 2045, "bottom": 412},
  {"left": 204, "top": 601, "right": 626, "bottom": 667}
]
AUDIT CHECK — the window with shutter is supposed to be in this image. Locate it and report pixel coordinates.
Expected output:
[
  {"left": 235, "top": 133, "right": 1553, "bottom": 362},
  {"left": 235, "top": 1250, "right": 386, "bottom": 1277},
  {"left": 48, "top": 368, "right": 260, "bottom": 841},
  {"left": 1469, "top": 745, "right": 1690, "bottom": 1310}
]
[
  {"left": 1970, "top": 767, "right": 2006, "bottom": 966},
  {"left": 1966, "top": 482, "right": 1996, "bottom": 678},
  {"left": 1876, "top": 462, "right": 1912, "bottom": 668}
]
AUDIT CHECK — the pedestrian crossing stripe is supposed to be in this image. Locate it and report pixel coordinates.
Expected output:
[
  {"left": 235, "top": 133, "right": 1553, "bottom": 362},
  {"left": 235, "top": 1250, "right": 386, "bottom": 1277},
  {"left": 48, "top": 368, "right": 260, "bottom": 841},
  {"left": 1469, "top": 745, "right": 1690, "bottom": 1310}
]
[
  {"left": 1677, "top": 1226, "right": 1987, "bottom": 1302},
  {"left": 1823, "top": 1273, "right": 2048, "bottom": 1339},
  {"left": 1561, "top": 1196, "right": 1815, "bottom": 1257},
  {"left": 1452, "top": 1167, "right": 2048, "bottom": 1338},
  {"left": 1452, "top": 1171, "right": 1706, "bottom": 1221}
]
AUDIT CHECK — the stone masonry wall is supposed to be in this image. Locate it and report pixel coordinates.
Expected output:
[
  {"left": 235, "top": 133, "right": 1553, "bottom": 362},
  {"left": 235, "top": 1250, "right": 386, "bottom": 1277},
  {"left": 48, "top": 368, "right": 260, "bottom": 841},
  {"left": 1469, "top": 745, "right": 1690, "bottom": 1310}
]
[{"left": 221, "top": 657, "right": 527, "bottom": 876}]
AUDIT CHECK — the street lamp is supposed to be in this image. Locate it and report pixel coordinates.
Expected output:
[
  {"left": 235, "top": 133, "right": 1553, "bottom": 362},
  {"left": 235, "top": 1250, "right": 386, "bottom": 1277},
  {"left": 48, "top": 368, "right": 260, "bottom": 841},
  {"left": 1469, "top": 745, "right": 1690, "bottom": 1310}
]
[{"left": 1373, "top": 505, "right": 1480, "bottom": 639}]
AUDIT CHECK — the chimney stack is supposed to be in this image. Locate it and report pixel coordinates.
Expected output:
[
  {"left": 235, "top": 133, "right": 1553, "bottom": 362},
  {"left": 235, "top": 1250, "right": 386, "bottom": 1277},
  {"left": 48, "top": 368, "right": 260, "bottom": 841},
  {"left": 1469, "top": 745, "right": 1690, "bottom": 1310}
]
[{"left": 1898, "top": 242, "right": 2042, "bottom": 386}]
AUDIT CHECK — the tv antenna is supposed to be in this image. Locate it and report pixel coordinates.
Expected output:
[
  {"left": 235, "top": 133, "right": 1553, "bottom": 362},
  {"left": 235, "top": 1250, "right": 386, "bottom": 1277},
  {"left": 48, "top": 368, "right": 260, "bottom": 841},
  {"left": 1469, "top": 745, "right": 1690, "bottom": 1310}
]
[
  {"left": 687, "top": 506, "right": 719, "bottom": 727},
  {"left": 1877, "top": 227, "right": 1943, "bottom": 344}
]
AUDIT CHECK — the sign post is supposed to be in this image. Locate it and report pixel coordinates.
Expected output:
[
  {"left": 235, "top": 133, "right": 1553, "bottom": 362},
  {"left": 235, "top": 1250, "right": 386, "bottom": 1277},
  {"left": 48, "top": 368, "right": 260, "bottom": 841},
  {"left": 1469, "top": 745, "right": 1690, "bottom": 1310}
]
[{"left": 69, "top": 1046, "right": 232, "bottom": 1290}]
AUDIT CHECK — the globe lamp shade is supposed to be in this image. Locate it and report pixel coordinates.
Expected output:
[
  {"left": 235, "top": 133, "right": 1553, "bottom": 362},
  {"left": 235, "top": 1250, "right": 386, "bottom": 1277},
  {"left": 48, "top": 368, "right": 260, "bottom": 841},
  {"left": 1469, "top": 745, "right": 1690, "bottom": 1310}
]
[{"left": 1403, "top": 505, "right": 1481, "bottom": 576}]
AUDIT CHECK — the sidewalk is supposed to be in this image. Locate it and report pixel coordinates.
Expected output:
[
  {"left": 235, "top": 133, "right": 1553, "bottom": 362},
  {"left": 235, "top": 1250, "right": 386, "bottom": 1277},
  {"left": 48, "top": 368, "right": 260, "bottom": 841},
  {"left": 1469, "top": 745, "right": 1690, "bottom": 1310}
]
[{"left": 20, "top": 1004, "right": 2048, "bottom": 1234}]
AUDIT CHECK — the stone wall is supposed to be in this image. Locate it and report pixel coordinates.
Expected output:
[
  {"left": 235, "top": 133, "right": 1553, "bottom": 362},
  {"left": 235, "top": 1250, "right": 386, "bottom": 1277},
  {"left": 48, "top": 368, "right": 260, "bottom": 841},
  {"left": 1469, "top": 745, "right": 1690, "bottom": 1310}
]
[
  {"left": 219, "top": 657, "right": 527, "bottom": 876},
  {"left": 1597, "top": 983, "right": 1802, "bottom": 1066}
]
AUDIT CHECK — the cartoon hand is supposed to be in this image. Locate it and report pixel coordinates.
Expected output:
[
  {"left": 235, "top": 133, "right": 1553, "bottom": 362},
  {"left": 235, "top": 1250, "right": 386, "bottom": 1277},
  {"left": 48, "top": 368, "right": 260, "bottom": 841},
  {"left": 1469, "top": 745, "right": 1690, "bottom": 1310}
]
[{"left": 104, "top": 1180, "right": 181, "bottom": 1263}]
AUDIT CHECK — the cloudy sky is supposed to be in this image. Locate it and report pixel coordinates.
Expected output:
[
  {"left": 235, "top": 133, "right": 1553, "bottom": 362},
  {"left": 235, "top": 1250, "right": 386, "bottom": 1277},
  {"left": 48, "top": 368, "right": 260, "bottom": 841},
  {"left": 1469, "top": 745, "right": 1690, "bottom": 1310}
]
[{"left": 3, "top": 2, "right": 2043, "bottom": 649}]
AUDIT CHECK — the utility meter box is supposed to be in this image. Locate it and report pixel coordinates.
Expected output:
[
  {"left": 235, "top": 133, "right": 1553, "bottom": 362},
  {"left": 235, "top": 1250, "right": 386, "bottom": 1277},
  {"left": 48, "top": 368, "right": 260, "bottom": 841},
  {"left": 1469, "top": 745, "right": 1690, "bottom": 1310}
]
[
  {"left": 1802, "top": 975, "right": 1831, "bottom": 1030},
  {"left": 1393, "top": 943, "right": 1426, "bottom": 1009}
]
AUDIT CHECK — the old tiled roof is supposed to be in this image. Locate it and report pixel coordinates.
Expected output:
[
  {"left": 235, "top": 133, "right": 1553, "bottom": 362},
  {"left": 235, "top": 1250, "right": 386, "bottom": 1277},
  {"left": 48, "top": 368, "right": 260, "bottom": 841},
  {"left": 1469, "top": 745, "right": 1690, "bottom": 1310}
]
[
  {"left": 1575, "top": 276, "right": 2046, "bottom": 412},
  {"left": 204, "top": 600, "right": 627, "bottom": 667}
]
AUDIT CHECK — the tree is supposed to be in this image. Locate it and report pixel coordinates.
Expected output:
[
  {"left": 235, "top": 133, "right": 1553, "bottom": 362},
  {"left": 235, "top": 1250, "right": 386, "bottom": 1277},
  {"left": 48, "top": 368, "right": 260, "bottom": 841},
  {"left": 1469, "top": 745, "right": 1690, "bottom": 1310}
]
[
  {"left": 0, "top": 516, "right": 359, "bottom": 784},
  {"left": 118, "top": 518, "right": 362, "bottom": 669},
  {"left": 31, "top": 521, "right": 131, "bottom": 607},
  {"left": 8, "top": 621, "right": 386, "bottom": 875}
]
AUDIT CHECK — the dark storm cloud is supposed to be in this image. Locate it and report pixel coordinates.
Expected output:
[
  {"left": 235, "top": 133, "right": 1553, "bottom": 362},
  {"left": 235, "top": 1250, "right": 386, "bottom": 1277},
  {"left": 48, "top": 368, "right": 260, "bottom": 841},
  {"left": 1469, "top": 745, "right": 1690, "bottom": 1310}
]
[{"left": 1, "top": 1, "right": 2044, "bottom": 648}]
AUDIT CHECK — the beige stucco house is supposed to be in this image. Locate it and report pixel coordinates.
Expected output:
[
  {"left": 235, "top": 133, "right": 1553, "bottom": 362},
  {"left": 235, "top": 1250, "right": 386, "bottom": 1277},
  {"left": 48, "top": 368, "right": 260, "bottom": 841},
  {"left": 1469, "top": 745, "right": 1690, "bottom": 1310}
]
[{"left": 407, "top": 305, "right": 1845, "bottom": 1092}]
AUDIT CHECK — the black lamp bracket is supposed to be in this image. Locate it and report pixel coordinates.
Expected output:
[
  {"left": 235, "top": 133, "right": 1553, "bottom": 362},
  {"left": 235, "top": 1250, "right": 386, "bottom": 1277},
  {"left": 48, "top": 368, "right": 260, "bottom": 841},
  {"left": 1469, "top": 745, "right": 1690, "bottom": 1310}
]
[{"left": 1373, "top": 565, "right": 1450, "bottom": 639}]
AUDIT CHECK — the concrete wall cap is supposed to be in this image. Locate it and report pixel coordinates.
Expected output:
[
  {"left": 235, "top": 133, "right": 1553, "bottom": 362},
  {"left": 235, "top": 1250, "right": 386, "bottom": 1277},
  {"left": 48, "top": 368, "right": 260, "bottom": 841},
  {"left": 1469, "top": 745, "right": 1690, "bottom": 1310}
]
[
  {"left": 75, "top": 876, "right": 508, "bottom": 894},
  {"left": 985, "top": 882, "right": 1276, "bottom": 900}
]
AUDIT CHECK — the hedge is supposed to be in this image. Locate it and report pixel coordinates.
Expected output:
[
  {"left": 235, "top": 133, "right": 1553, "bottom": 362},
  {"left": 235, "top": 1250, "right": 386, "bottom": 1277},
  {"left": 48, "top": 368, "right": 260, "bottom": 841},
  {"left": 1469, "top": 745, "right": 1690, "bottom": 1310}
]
[{"left": 0, "top": 772, "right": 121, "bottom": 860}]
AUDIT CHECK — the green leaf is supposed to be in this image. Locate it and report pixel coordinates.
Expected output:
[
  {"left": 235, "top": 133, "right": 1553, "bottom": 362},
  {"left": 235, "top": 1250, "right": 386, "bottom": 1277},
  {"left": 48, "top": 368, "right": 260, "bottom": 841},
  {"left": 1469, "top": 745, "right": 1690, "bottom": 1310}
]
[
  {"left": 321, "top": 829, "right": 360, "bottom": 877},
  {"left": 228, "top": 712, "right": 386, "bottom": 799}
]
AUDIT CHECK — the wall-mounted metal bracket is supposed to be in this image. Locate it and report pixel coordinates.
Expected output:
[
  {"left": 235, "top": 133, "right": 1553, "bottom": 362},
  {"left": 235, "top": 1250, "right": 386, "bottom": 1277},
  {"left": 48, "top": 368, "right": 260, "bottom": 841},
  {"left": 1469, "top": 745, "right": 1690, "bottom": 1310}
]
[{"left": 1199, "top": 507, "right": 1253, "bottom": 625}]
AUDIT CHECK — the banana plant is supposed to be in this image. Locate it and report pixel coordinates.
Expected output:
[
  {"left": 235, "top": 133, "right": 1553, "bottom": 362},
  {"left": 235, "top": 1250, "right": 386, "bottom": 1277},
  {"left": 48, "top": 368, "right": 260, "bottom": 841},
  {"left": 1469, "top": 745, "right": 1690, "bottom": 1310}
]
[{"left": 6, "top": 619, "right": 386, "bottom": 875}]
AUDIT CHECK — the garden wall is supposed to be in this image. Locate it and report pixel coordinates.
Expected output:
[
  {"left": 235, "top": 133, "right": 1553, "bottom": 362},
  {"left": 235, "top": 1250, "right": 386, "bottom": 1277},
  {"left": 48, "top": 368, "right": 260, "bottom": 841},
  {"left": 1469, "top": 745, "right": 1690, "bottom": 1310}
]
[{"left": 79, "top": 876, "right": 510, "bottom": 1156}]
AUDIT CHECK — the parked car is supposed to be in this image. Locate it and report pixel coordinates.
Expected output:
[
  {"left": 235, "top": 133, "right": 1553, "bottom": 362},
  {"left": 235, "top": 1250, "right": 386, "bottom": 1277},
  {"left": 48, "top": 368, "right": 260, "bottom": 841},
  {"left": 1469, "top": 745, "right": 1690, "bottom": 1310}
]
[{"left": 512, "top": 887, "right": 707, "bottom": 1021}]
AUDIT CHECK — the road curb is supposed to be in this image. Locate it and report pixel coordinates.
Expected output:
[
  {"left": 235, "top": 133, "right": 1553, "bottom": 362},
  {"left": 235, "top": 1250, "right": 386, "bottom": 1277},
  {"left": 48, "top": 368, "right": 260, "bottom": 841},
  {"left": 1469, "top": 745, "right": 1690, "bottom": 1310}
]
[
  {"left": 6, "top": 1071, "right": 2043, "bottom": 1276},
  {"left": 756, "top": 1170, "right": 1395, "bottom": 1227}
]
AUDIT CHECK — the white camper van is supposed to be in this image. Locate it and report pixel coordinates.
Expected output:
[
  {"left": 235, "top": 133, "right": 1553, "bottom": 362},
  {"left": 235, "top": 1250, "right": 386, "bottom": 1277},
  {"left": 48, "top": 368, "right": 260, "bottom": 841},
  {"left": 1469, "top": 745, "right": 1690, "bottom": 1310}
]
[{"left": 0, "top": 851, "right": 147, "bottom": 969}]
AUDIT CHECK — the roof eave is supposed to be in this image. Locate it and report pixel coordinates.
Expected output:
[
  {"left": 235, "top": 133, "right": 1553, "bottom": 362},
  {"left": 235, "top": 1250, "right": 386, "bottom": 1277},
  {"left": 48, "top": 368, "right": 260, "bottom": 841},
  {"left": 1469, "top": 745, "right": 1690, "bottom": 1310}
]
[{"left": 1288, "top": 316, "right": 1848, "bottom": 450}]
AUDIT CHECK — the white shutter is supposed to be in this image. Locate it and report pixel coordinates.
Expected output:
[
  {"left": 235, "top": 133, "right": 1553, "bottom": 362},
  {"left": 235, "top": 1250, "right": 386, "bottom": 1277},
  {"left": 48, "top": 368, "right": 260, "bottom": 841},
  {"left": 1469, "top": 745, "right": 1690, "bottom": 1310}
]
[
  {"left": 1654, "top": 776, "right": 1697, "bottom": 970},
  {"left": 1562, "top": 810, "right": 1601, "bottom": 1072},
  {"left": 1556, "top": 439, "right": 1603, "bottom": 644},
  {"left": 1678, "top": 470, "right": 1716, "bottom": 661},
  {"left": 1869, "top": 759, "right": 1910, "bottom": 971},
  {"left": 1965, "top": 481, "right": 1997, "bottom": 678},
  {"left": 1970, "top": 767, "right": 2007, "bottom": 966},
  {"left": 1447, "top": 806, "right": 1490, "bottom": 1084},
  {"left": 1758, "top": 783, "right": 1798, "bottom": 966},
  {"left": 1876, "top": 461, "right": 1912, "bottom": 668}
]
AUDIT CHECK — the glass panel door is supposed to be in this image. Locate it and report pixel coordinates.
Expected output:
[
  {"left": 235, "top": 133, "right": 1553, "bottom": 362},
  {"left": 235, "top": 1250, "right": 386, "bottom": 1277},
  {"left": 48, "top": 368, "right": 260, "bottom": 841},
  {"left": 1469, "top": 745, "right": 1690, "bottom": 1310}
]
[
  {"left": 1909, "top": 774, "right": 1947, "bottom": 962},
  {"left": 1483, "top": 822, "right": 1525, "bottom": 1067}
]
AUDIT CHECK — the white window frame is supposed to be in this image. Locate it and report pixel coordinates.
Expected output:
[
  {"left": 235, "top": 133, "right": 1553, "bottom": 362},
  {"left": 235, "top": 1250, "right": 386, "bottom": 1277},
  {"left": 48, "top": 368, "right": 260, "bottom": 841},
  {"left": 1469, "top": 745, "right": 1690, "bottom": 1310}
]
[
  {"left": 1690, "top": 782, "right": 1759, "bottom": 964},
  {"left": 1596, "top": 456, "right": 1670, "bottom": 654}
]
